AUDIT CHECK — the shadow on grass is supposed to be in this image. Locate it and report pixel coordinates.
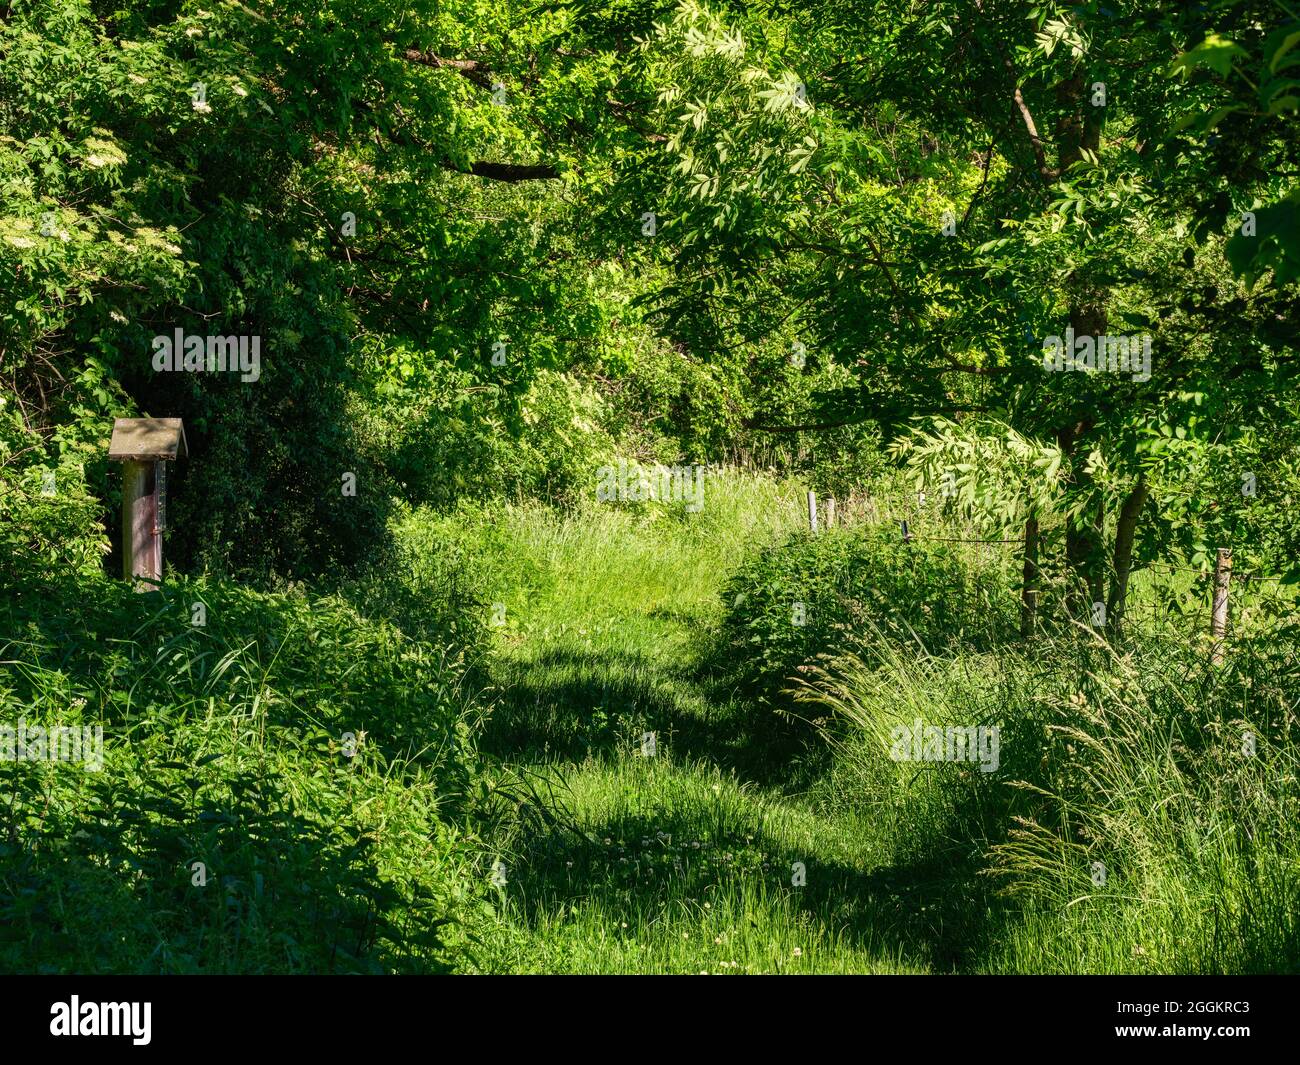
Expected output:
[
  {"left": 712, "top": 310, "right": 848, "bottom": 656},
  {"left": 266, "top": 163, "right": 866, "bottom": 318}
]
[
  {"left": 473, "top": 594, "right": 1029, "bottom": 971},
  {"left": 496, "top": 800, "right": 1009, "bottom": 972},
  {"left": 0, "top": 765, "right": 447, "bottom": 974},
  {"left": 479, "top": 644, "right": 825, "bottom": 787}
]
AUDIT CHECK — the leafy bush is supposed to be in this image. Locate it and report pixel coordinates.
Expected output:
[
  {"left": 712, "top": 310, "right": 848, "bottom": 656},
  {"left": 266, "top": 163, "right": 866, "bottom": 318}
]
[
  {"left": 0, "top": 397, "right": 109, "bottom": 577},
  {"left": 0, "top": 567, "right": 490, "bottom": 973},
  {"left": 719, "top": 525, "right": 1018, "bottom": 701},
  {"left": 356, "top": 363, "right": 617, "bottom": 512},
  {"left": 330, "top": 500, "right": 492, "bottom": 650}
]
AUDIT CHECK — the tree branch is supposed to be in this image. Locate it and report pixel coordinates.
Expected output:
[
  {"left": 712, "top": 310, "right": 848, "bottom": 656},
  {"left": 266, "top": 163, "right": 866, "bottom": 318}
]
[
  {"left": 465, "top": 160, "right": 560, "bottom": 182},
  {"left": 607, "top": 97, "right": 669, "bottom": 144},
  {"left": 1004, "top": 59, "right": 1059, "bottom": 183},
  {"left": 356, "top": 99, "right": 561, "bottom": 182},
  {"left": 747, "top": 405, "right": 987, "bottom": 433},
  {"left": 401, "top": 50, "right": 494, "bottom": 90}
]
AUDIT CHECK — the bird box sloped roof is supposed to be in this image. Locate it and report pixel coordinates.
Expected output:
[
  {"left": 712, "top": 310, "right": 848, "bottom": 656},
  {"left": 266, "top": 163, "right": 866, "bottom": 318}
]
[{"left": 107, "top": 418, "right": 188, "bottom": 462}]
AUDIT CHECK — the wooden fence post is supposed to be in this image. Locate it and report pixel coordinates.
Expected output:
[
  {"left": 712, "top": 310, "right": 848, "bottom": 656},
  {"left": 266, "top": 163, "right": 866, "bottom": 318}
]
[
  {"left": 1211, "top": 547, "right": 1232, "bottom": 666},
  {"left": 826, "top": 497, "right": 836, "bottom": 530},
  {"left": 807, "top": 490, "right": 818, "bottom": 534},
  {"left": 1020, "top": 514, "right": 1039, "bottom": 638}
]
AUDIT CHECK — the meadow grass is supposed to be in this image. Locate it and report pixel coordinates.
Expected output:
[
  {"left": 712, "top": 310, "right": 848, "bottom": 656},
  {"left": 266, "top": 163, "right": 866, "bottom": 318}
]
[
  {"left": 422, "top": 466, "right": 1299, "bottom": 974},
  {"left": 434, "top": 471, "right": 964, "bottom": 973},
  {"left": 4, "top": 465, "right": 1294, "bottom": 974},
  {"left": 795, "top": 626, "right": 1300, "bottom": 974}
]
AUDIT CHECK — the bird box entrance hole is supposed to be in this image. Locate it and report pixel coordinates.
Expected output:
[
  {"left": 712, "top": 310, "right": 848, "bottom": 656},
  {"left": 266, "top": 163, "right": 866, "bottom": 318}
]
[{"left": 107, "top": 418, "right": 187, "bottom": 590}]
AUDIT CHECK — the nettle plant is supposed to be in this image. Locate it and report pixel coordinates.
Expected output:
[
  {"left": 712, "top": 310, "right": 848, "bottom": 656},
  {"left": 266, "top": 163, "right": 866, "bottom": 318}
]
[{"left": 720, "top": 523, "right": 1017, "bottom": 707}]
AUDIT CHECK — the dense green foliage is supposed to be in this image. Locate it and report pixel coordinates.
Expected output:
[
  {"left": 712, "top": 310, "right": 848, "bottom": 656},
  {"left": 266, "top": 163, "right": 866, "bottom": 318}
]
[
  {"left": 0, "top": 565, "right": 486, "bottom": 972},
  {"left": 720, "top": 525, "right": 1016, "bottom": 700},
  {"left": 2, "top": 0, "right": 1297, "bottom": 976}
]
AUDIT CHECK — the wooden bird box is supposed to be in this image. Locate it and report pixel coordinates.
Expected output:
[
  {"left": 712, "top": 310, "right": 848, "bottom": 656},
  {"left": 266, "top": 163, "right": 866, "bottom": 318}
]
[
  {"left": 107, "top": 418, "right": 187, "bottom": 588},
  {"left": 108, "top": 417, "right": 188, "bottom": 463}
]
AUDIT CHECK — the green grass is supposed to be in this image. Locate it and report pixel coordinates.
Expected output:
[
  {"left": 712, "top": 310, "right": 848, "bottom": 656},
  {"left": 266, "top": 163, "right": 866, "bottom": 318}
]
[
  {"left": 419, "top": 465, "right": 1299, "bottom": 975},
  {"left": 427, "top": 471, "right": 949, "bottom": 973},
  {"left": 0, "top": 569, "right": 490, "bottom": 973},
  {"left": 476, "top": 756, "right": 924, "bottom": 974},
  {"left": 4, "top": 464, "right": 1295, "bottom": 974}
]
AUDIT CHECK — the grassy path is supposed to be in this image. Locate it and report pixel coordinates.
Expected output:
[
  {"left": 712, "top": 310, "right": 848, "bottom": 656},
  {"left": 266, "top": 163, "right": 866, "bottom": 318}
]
[{"left": 451, "top": 479, "right": 937, "bottom": 974}]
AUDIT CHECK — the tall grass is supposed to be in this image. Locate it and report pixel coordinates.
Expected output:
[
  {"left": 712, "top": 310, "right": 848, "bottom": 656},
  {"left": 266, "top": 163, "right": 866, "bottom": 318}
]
[
  {"left": 987, "top": 638, "right": 1300, "bottom": 973},
  {"left": 791, "top": 626, "right": 1300, "bottom": 973},
  {"left": 0, "top": 567, "right": 491, "bottom": 973},
  {"left": 8, "top": 458, "right": 1295, "bottom": 974}
]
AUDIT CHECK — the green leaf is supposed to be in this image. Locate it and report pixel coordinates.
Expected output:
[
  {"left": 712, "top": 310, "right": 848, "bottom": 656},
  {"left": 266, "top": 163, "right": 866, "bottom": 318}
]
[
  {"left": 1170, "top": 34, "right": 1248, "bottom": 79},
  {"left": 1265, "top": 26, "right": 1300, "bottom": 74}
]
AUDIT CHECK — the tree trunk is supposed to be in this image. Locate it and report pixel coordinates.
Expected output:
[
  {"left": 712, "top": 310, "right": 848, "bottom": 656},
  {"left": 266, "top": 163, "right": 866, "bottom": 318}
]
[
  {"left": 1056, "top": 418, "right": 1105, "bottom": 618},
  {"left": 1055, "top": 295, "right": 1110, "bottom": 618},
  {"left": 1041, "top": 66, "right": 1111, "bottom": 625},
  {"left": 1106, "top": 477, "right": 1148, "bottom": 639}
]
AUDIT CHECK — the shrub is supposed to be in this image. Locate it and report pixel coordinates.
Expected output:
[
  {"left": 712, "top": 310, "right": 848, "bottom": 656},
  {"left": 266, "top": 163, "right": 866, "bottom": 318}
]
[
  {"left": 718, "top": 525, "right": 1018, "bottom": 702},
  {"left": 0, "top": 566, "right": 490, "bottom": 973},
  {"left": 0, "top": 388, "right": 113, "bottom": 578}
]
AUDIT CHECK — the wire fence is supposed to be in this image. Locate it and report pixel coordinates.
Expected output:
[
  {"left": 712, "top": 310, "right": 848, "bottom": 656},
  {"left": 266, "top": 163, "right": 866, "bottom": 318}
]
[{"left": 810, "top": 489, "right": 1293, "bottom": 591}]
